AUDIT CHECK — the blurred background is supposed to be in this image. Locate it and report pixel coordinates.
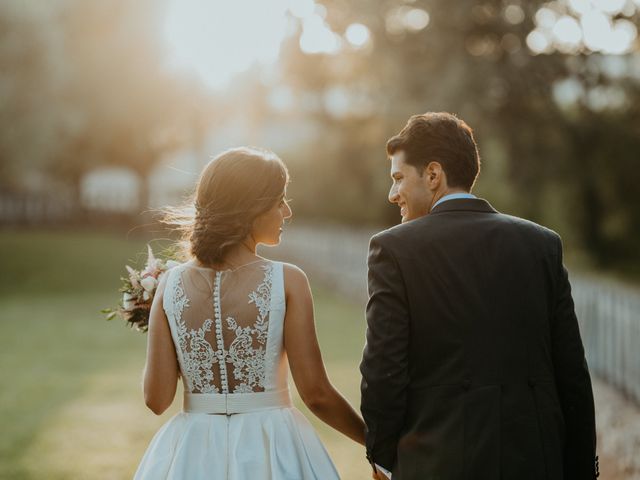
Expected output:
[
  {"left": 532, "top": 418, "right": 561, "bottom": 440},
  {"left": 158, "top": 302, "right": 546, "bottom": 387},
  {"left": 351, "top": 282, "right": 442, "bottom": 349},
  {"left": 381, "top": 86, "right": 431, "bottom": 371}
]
[{"left": 1, "top": 0, "right": 639, "bottom": 478}]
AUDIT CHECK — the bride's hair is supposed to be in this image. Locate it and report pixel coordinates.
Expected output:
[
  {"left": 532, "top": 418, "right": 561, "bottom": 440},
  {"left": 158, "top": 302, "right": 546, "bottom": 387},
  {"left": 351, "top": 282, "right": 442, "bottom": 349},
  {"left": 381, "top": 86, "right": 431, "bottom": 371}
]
[{"left": 162, "top": 147, "right": 289, "bottom": 265}]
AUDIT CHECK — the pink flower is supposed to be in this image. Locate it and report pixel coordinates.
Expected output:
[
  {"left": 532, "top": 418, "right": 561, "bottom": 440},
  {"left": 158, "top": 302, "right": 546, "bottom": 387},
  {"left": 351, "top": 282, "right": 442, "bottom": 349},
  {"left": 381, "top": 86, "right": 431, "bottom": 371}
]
[
  {"left": 126, "top": 265, "right": 140, "bottom": 287},
  {"left": 145, "top": 245, "right": 158, "bottom": 269}
]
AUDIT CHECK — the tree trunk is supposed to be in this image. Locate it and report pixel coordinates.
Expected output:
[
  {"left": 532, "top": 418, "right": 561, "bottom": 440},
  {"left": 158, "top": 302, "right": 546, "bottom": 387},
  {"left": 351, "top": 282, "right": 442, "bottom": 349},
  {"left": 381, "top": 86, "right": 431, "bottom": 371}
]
[{"left": 136, "top": 168, "right": 154, "bottom": 227}]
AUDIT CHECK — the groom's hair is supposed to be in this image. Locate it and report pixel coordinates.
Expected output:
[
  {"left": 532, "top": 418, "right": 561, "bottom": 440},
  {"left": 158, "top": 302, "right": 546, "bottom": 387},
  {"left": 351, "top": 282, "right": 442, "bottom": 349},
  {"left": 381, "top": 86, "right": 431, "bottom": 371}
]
[{"left": 386, "top": 112, "right": 481, "bottom": 191}]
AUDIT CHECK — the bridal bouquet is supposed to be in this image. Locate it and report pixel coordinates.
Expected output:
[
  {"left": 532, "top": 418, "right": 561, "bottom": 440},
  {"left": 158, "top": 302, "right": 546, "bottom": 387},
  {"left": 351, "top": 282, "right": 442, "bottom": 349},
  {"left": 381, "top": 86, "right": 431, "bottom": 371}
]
[{"left": 102, "top": 245, "right": 179, "bottom": 332}]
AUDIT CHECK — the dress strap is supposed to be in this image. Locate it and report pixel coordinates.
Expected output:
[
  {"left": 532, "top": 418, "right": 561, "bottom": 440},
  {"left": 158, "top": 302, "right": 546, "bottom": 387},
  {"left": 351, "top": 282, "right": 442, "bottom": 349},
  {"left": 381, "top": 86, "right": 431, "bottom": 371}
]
[
  {"left": 269, "top": 261, "right": 285, "bottom": 312},
  {"left": 183, "top": 387, "right": 292, "bottom": 415},
  {"left": 262, "top": 262, "right": 286, "bottom": 390}
]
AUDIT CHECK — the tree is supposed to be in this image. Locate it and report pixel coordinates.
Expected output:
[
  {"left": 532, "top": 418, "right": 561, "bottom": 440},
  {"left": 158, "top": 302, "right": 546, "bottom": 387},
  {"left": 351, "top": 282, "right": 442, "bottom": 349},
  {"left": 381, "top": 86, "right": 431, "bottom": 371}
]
[{"left": 277, "top": 0, "right": 640, "bottom": 266}]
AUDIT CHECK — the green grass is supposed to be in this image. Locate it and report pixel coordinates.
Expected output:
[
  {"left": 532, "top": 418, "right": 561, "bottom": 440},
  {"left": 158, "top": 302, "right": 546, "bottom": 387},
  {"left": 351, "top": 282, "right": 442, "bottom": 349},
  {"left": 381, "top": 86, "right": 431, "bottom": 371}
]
[{"left": 0, "top": 229, "right": 369, "bottom": 479}]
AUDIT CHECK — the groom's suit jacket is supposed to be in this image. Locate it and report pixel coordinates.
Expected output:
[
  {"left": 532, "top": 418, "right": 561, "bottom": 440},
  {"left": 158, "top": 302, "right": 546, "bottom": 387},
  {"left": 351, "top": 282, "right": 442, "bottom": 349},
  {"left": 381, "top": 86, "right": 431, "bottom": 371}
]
[{"left": 360, "top": 198, "right": 598, "bottom": 480}]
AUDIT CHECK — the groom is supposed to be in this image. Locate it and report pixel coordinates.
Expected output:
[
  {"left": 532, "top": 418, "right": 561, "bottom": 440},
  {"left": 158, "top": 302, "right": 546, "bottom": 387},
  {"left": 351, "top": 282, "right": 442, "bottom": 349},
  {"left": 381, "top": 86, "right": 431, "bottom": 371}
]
[{"left": 360, "top": 112, "right": 598, "bottom": 479}]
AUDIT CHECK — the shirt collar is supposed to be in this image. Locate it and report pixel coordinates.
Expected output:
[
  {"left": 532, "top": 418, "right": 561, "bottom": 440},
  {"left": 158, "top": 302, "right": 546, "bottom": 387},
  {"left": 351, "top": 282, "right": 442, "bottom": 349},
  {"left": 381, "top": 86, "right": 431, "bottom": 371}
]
[{"left": 431, "top": 192, "right": 476, "bottom": 211}]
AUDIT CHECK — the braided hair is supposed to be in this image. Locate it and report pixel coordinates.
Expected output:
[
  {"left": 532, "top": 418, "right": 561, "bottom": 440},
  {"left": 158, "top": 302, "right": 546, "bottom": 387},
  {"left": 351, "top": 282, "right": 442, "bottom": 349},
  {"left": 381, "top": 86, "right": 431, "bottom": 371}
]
[{"left": 163, "top": 147, "right": 289, "bottom": 265}]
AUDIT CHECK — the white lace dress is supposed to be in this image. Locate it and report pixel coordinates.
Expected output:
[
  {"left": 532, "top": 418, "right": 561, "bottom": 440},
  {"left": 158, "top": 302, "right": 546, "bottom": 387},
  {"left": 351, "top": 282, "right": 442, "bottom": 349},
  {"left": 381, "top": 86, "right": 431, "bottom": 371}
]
[{"left": 134, "top": 260, "right": 339, "bottom": 479}]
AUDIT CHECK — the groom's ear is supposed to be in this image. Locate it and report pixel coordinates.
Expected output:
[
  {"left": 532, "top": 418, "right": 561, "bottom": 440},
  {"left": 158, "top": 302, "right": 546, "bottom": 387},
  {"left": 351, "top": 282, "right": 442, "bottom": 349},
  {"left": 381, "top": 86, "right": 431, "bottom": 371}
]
[{"left": 425, "top": 161, "right": 444, "bottom": 189}]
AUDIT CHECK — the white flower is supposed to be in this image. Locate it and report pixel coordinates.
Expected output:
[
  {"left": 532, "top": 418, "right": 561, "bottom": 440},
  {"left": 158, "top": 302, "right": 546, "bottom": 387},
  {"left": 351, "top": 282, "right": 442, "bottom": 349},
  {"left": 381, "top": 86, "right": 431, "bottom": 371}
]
[
  {"left": 143, "top": 291, "right": 151, "bottom": 301},
  {"left": 166, "top": 260, "right": 180, "bottom": 269},
  {"left": 123, "top": 292, "right": 136, "bottom": 310},
  {"left": 140, "top": 276, "right": 157, "bottom": 292}
]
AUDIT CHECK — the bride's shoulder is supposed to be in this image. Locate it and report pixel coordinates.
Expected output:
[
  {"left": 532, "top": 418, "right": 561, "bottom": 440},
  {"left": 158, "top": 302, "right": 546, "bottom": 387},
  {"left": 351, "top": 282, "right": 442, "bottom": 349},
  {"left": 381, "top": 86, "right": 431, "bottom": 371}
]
[
  {"left": 281, "top": 262, "right": 307, "bottom": 278},
  {"left": 281, "top": 263, "right": 311, "bottom": 294}
]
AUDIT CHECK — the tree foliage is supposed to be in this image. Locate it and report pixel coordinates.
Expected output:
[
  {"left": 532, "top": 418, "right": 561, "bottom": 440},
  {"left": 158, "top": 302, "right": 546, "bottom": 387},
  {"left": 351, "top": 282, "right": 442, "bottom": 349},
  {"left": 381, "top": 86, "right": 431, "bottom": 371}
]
[
  {"left": 0, "top": 0, "right": 210, "bottom": 211},
  {"left": 276, "top": 0, "right": 640, "bottom": 267}
]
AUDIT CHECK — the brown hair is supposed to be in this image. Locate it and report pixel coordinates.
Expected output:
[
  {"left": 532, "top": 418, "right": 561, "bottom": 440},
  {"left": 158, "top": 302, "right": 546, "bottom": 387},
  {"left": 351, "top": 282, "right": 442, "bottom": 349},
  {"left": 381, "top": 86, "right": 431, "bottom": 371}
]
[
  {"left": 386, "top": 112, "right": 481, "bottom": 191},
  {"left": 163, "top": 147, "right": 289, "bottom": 265}
]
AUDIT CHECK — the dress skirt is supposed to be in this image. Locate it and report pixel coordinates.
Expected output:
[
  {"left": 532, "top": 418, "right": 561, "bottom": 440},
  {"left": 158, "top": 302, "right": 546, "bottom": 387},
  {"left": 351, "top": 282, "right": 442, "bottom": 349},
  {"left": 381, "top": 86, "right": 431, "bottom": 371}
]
[{"left": 133, "top": 406, "right": 340, "bottom": 479}]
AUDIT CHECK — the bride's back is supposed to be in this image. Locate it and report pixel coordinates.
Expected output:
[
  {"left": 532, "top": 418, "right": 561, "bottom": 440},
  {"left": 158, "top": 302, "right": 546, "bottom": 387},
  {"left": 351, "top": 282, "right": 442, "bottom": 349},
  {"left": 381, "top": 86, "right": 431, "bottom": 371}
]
[
  {"left": 135, "top": 147, "right": 345, "bottom": 480},
  {"left": 163, "top": 260, "right": 287, "bottom": 395}
]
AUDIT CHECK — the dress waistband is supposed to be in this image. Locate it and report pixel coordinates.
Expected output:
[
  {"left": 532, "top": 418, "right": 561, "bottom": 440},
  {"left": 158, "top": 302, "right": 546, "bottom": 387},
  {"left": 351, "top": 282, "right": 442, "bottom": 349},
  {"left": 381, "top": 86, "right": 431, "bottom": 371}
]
[{"left": 183, "top": 388, "right": 292, "bottom": 415}]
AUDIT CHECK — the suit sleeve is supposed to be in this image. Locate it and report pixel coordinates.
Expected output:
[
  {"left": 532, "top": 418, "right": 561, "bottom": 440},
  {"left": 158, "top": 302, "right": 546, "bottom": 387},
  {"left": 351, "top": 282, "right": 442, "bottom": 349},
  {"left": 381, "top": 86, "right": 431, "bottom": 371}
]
[
  {"left": 360, "top": 234, "right": 410, "bottom": 472},
  {"left": 550, "top": 235, "right": 598, "bottom": 478}
]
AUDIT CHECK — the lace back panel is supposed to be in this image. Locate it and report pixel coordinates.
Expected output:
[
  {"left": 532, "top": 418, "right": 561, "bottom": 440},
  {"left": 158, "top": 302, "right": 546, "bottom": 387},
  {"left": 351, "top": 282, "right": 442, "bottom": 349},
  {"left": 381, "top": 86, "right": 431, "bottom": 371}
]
[{"left": 164, "top": 261, "right": 280, "bottom": 394}]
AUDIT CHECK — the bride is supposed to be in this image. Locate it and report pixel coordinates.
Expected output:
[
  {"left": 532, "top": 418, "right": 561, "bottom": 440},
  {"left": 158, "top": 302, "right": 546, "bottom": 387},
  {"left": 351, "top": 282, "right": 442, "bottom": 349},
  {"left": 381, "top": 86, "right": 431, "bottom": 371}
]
[{"left": 134, "top": 147, "right": 365, "bottom": 479}]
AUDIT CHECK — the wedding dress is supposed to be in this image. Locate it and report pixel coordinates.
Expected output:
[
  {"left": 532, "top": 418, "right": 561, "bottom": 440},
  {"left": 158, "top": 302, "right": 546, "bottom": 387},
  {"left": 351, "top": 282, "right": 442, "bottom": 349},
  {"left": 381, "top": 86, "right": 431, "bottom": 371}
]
[{"left": 134, "top": 260, "right": 339, "bottom": 479}]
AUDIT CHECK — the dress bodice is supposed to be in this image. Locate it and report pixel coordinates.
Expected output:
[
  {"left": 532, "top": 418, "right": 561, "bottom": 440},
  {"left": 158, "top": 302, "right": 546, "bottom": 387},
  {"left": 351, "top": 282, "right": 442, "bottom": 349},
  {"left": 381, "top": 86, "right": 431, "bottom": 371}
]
[
  {"left": 163, "top": 260, "right": 288, "bottom": 395},
  {"left": 136, "top": 260, "right": 340, "bottom": 479}
]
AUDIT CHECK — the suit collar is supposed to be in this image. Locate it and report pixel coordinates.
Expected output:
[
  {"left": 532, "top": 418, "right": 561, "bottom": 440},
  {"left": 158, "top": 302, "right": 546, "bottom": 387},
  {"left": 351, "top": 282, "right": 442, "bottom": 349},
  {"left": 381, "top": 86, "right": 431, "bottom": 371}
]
[{"left": 429, "top": 197, "right": 498, "bottom": 215}]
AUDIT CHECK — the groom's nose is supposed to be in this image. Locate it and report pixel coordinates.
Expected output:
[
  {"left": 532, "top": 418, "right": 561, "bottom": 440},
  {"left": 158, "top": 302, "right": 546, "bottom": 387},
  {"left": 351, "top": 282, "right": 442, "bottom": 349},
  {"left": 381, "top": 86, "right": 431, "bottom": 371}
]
[{"left": 389, "top": 185, "right": 399, "bottom": 204}]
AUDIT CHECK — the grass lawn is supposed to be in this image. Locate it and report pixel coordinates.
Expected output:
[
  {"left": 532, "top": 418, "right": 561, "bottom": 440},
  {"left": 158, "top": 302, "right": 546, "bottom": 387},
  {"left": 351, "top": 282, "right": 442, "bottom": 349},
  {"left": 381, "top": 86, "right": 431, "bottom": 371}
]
[{"left": 0, "top": 229, "right": 369, "bottom": 479}]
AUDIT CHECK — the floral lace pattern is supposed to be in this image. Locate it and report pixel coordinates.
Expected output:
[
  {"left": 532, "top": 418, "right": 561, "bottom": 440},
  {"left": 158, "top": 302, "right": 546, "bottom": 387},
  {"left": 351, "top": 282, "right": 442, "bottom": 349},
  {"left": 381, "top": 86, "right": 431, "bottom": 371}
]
[
  {"left": 224, "top": 264, "right": 273, "bottom": 393},
  {"left": 170, "top": 271, "right": 219, "bottom": 394},
  {"left": 167, "top": 263, "right": 274, "bottom": 394}
]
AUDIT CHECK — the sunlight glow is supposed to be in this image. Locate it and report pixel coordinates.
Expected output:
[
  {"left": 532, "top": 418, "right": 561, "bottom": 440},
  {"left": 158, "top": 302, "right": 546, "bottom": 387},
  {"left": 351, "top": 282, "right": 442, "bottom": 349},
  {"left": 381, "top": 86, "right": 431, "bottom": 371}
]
[
  {"left": 535, "top": 8, "right": 558, "bottom": 29},
  {"left": 385, "top": 6, "right": 430, "bottom": 35},
  {"left": 529, "top": 0, "right": 637, "bottom": 55},
  {"left": 553, "top": 16, "right": 582, "bottom": 51},
  {"left": 345, "top": 23, "right": 370, "bottom": 48},
  {"left": 567, "top": 0, "right": 591, "bottom": 16},
  {"left": 581, "top": 10, "right": 613, "bottom": 51},
  {"left": 504, "top": 5, "right": 525, "bottom": 25},
  {"left": 288, "top": 0, "right": 315, "bottom": 19},
  {"left": 526, "top": 30, "right": 552, "bottom": 54},
  {"left": 162, "top": 0, "right": 292, "bottom": 89},
  {"left": 592, "top": 0, "right": 626, "bottom": 16},
  {"left": 300, "top": 15, "right": 341, "bottom": 54},
  {"left": 608, "top": 20, "right": 638, "bottom": 54},
  {"left": 267, "top": 85, "right": 294, "bottom": 112},
  {"left": 404, "top": 8, "right": 430, "bottom": 32},
  {"left": 587, "top": 85, "right": 627, "bottom": 111},
  {"left": 553, "top": 77, "right": 585, "bottom": 107}
]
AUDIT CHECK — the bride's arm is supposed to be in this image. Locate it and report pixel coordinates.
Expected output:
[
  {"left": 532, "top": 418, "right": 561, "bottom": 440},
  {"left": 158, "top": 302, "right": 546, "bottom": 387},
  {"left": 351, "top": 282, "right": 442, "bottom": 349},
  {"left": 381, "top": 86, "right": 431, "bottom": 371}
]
[
  {"left": 283, "top": 264, "right": 365, "bottom": 446},
  {"left": 143, "top": 274, "right": 180, "bottom": 415}
]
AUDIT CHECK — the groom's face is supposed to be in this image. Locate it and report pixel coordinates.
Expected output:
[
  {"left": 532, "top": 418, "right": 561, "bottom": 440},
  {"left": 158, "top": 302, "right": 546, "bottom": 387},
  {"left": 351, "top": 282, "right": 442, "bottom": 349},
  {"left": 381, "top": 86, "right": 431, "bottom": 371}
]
[{"left": 388, "top": 151, "right": 432, "bottom": 223}]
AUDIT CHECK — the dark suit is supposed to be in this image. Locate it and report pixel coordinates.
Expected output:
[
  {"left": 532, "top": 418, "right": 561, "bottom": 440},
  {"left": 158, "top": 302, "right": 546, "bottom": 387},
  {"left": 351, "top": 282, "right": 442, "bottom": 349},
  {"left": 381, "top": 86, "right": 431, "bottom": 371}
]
[{"left": 360, "top": 198, "right": 598, "bottom": 480}]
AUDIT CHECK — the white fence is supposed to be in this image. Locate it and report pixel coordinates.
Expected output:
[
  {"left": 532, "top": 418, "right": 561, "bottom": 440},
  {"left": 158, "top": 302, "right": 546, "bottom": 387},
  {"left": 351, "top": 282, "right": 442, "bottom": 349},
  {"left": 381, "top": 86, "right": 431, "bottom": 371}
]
[
  {"left": 0, "top": 192, "right": 75, "bottom": 224},
  {"left": 267, "top": 224, "right": 640, "bottom": 405},
  {"left": 573, "top": 277, "right": 640, "bottom": 404},
  {"left": 0, "top": 188, "right": 186, "bottom": 225}
]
